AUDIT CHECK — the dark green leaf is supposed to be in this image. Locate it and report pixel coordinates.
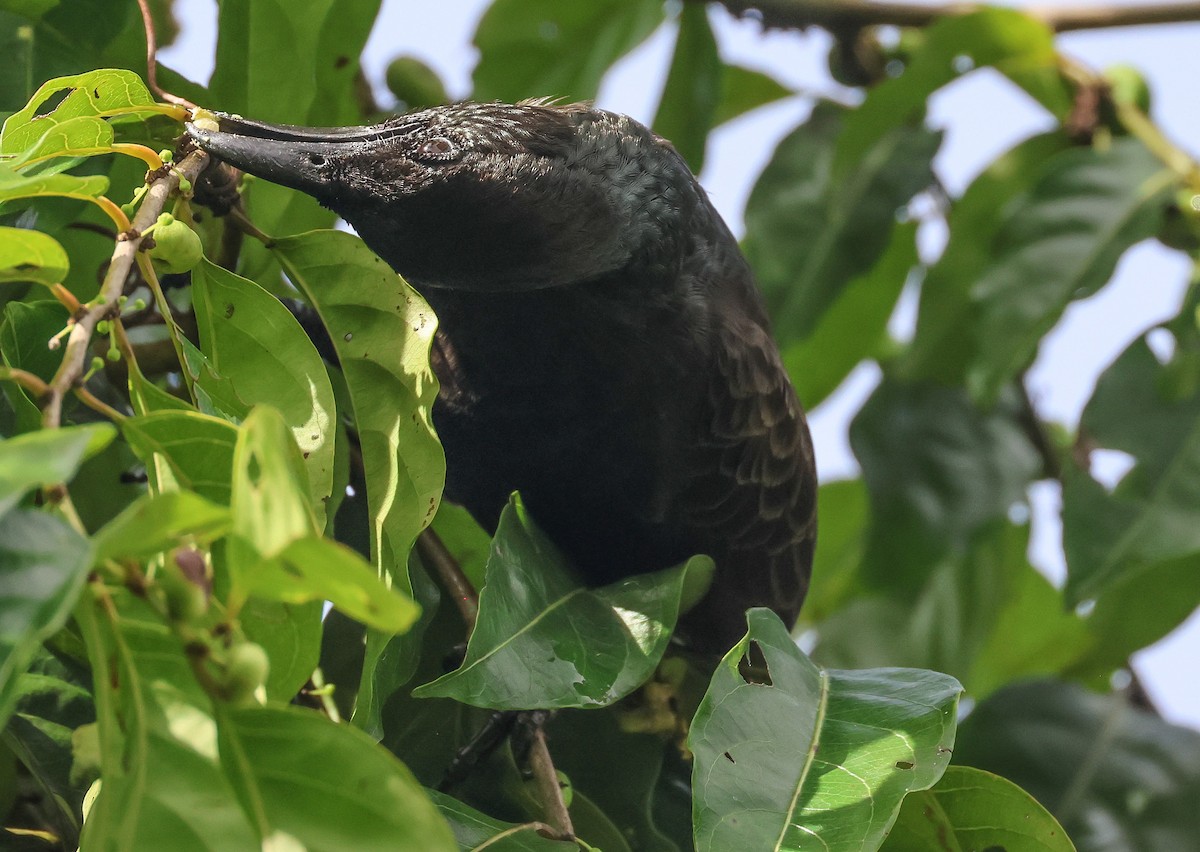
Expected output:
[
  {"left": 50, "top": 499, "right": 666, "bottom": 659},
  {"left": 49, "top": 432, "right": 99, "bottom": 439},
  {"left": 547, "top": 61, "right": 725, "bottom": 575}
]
[
  {"left": 782, "top": 221, "right": 917, "bottom": 408},
  {"left": 882, "top": 765, "right": 1075, "bottom": 851},
  {"left": 850, "top": 378, "right": 1040, "bottom": 595},
  {"left": 967, "top": 139, "right": 1173, "bottom": 401},
  {"left": 217, "top": 705, "right": 456, "bottom": 851},
  {"left": 472, "top": 0, "right": 664, "bottom": 102},
  {"left": 92, "top": 491, "right": 231, "bottom": 563},
  {"left": 652, "top": 3, "right": 720, "bottom": 172},
  {"left": 742, "top": 102, "right": 938, "bottom": 342},
  {"left": 690, "top": 608, "right": 960, "bottom": 851},
  {"left": 426, "top": 789, "right": 574, "bottom": 850},
  {"left": 0, "top": 422, "right": 114, "bottom": 516},
  {"left": 0, "top": 510, "right": 90, "bottom": 731},
  {"left": 191, "top": 260, "right": 336, "bottom": 530},
  {"left": 956, "top": 679, "right": 1200, "bottom": 850},
  {"left": 1064, "top": 332, "right": 1200, "bottom": 604},
  {"left": 902, "top": 132, "right": 1073, "bottom": 383},
  {"left": 415, "top": 496, "right": 710, "bottom": 710}
]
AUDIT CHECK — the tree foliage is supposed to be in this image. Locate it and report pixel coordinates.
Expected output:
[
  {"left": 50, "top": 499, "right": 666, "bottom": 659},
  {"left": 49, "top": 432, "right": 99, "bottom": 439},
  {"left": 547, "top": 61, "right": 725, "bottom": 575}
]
[{"left": 2, "top": 1, "right": 1199, "bottom": 850}]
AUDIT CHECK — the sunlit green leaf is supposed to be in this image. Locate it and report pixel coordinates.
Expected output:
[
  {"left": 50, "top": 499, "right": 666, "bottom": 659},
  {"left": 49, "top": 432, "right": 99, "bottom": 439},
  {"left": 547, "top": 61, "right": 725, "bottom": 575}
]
[
  {"left": 218, "top": 705, "right": 456, "bottom": 851},
  {"left": 191, "top": 260, "right": 336, "bottom": 529},
  {"left": 249, "top": 535, "right": 419, "bottom": 634},
  {"left": 121, "top": 411, "right": 238, "bottom": 505},
  {"left": 0, "top": 510, "right": 90, "bottom": 732},
  {"left": 956, "top": 679, "right": 1200, "bottom": 850},
  {"left": 1, "top": 68, "right": 158, "bottom": 154},
  {"left": 0, "top": 422, "right": 114, "bottom": 516},
  {"left": 690, "top": 608, "right": 960, "bottom": 851},
  {"left": 0, "top": 225, "right": 68, "bottom": 285},
  {"left": 415, "top": 495, "right": 710, "bottom": 710},
  {"left": 882, "top": 765, "right": 1075, "bottom": 851},
  {"left": 472, "top": 0, "right": 664, "bottom": 102},
  {"left": 92, "top": 491, "right": 231, "bottom": 564},
  {"left": 0, "top": 160, "right": 108, "bottom": 204}
]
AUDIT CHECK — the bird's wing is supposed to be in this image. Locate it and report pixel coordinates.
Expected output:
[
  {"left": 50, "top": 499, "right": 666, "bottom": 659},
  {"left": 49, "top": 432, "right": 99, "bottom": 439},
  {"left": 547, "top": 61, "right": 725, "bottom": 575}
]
[{"left": 674, "top": 313, "right": 817, "bottom": 651}]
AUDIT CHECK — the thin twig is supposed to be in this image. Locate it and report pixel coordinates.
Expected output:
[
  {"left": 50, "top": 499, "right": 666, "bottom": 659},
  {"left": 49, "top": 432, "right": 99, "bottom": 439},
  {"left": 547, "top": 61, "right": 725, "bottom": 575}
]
[
  {"left": 526, "top": 725, "right": 575, "bottom": 840},
  {"left": 41, "top": 149, "right": 209, "bottom": 428},
  {"left": 703, "top": 0, "right": 1200, "bottom": 33},
  {"left": 1015, "top": 375, "right": 1061, "bottom": 481},
  {"left": 74, "top": 386, "right": 127, "bottom": 422},
  {"left": 136, "top": 0, "right": 196, "bottom": 108},
  {"left": 417, "top": 528, "right": 479, "bottom": 633}
]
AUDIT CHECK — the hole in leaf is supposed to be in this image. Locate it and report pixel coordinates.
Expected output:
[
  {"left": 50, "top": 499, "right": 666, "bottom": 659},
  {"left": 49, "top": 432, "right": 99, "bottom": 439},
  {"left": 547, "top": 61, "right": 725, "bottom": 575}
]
[
  {"left": 895, "top": 760, "right": 914, "bottom": 770},
  {"left": 723, "top": 751, "right": 735, "bottom": 764},
  {"left": 246, "top": 454, "right": 262, "bottom": 485},
  {"left": 33, "top": 88, "right": 70, "bottom": 118},
  {"left": 737, "top": 641, "right": 773, "bottom": 686}
]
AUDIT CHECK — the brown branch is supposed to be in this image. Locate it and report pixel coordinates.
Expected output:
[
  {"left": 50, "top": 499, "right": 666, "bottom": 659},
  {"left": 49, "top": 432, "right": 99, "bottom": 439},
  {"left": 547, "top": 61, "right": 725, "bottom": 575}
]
[
  {"left": 417, "top": 528, "right": 479, "bottom": 633},
  {"left": 136, "top": 0, "right": 196, "bottom": 108},
  {"left": 705, "top": 0, "right": 1200, "bottom": 33},
  {"left": 41, "top": 149, "right": 209, "bottom": 428},
  {"left": 526, "top": 722, "right": 575, "bottom": 841},
  {"left": 0, "top": 367, "right": 50, "bottom": 399}
]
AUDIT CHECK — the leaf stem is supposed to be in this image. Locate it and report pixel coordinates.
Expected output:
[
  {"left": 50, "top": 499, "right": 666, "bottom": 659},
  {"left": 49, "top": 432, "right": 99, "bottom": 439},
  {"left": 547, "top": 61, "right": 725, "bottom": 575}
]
[
  {"left": 417, "top": 528, "right": 479, "bottom": 634},
  {"left": 526, "top": 724, "right": 575, "bottom": 841},
  {"left": 40, "top": 148, "right": 208, "bottom": 428}
]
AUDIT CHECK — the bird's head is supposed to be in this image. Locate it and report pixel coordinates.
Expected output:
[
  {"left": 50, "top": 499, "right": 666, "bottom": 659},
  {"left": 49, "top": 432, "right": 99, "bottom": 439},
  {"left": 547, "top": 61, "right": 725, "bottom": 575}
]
[{"left": 187, "top": 102, "right": 697, "bottom": 291}]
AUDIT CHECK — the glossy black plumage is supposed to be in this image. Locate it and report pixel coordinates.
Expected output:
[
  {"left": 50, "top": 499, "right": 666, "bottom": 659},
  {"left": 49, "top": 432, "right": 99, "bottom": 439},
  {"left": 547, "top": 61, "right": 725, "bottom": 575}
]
[{"left": 188, "top": 102, "right": 817, "bottom": 652}]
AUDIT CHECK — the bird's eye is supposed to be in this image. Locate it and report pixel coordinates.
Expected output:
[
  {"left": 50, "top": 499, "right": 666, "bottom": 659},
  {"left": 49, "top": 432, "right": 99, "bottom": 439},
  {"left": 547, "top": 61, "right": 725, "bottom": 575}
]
[{"left": 416, "top": 137, "right": 459, "bottom": 161}]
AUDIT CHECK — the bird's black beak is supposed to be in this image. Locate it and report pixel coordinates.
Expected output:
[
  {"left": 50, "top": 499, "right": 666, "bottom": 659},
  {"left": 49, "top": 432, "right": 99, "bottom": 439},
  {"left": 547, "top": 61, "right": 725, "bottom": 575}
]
[{"left": 185, "top": 112, "right": 398, "bottom": 198}]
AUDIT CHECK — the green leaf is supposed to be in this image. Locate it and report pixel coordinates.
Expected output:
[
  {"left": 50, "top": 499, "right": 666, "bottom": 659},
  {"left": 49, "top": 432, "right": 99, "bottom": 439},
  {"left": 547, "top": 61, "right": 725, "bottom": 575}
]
[
  {"left": 272, "top": 231, "right": 443, "bottom": 595},
  {"left": 849, "top": 378, "right": 1040, "bottom": 595},
  {"left": 1064, "top": 332, "right": 1200, "bottom": 604},
  {"left": 798, "top": 479, "right": 868, "bottom": 625},
  {"left": 1, "top": 299, "right": 68, "bottom": 431},
  {"left": 689, "top": 608, "right": 961, "bottom": 851},
  {"left": 782, "top": 221, "right": 918, "bottom": 408},
  {"left": 0, "top": 422, "right": 115, "bottom": 516},
  {"left": 881, "top": 765, "right": 1075, "bottom": 851},
  {"left": 652, "top": 2, "right": 720, "bottom": 173},
  {"left": 426, "top": 789, "right": 573, "bottom": 850},
  {"left": 217, "top": 705, "right": 456, "bottom": 851},
  {"left": 965, "top": 139, "right": 1174, "bottom": 401},
  {"left": 415, "top": 496, "right": 710, "bottom": 710},
  {"left": 742, "top": 102, "right": 938, "bottom": 342},
  {"left": 0, "top": 160, "right": 108, "bottom": 205},
  {"left": 956, "top": 679, "right": 1200, "bottom": 850},
  {"left": 472, "top": 0, "right": 664, "bottom": 102},
  {"left": 121, "top": 411, "right": 238, "bottom": 505},
  {"left": 0, "top": 68, "right": 157, "bottom": 155},
  {"left": 838, "top": 9, "right": 1066, "bottom": 176},
  {"left": 0, "top": 226, "right": 68, "bottom": 286},
  {"left": 712, "top": 64, "right": 793, "bottom": 128},
  {"left": 92, "top": 491, "right": 231, "bottom": 564},
  {"left": 249, "top": 536, "right": 419, "bottom": 634},
  {"left": 902, "top": 132, "right": 1073, "bottom": 383},
  {"left": 191, "top": 260, "right": 336, "bottom": 529},
  {"left": 0, "top": 510, "right": 90, "bottom": 731}
]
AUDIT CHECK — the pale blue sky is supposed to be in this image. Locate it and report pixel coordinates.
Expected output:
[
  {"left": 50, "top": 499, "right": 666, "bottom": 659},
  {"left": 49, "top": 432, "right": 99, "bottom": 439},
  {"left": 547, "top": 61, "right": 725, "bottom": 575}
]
[{"left": 162, "top": 0, "right": 1200, "bottom": 727}]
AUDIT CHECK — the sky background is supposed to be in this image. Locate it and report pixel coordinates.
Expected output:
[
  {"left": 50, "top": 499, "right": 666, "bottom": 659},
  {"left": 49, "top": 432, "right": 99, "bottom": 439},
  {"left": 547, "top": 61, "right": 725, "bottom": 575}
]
[{"left": 162, "top": 0, "right": 1200, "bottom": 728}]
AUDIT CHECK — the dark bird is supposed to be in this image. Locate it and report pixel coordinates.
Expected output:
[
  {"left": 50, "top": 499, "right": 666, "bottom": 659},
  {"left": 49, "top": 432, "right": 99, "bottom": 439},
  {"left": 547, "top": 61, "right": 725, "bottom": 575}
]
[{"left": 187, "top": 101, "right": 816, "bottom": 653}]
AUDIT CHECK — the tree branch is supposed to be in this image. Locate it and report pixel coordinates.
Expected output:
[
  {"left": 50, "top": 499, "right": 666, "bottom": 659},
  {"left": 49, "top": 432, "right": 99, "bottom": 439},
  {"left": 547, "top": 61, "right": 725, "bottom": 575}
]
[
  {"left": 526, "top": 721, "right": 575, "bottom": 841},
  {"left": 417, "top": 527, "right": 479, "bottom": 633},
  {"left": 41, "top": 149, "right": 209, "bottom": 428},
  {"left": 704, "top": 0, "right": 1200, "bottom": 34}
]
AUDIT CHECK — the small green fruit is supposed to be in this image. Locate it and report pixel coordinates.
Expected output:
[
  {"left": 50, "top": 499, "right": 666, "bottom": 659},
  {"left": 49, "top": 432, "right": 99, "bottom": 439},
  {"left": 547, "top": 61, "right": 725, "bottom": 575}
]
[
  {"left": 223, "top": 642, "right": 270, "bottom": 704},
  {"left": 147, "top": 212, "right": 203, "bottom": 274}
]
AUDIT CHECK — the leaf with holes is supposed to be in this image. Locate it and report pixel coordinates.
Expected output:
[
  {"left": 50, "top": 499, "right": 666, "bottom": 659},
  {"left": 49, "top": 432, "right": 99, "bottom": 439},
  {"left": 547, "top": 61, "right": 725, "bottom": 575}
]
[
  {"left": 0, "top": 68, "right": 158, "bottom": 155},
  {"left": 414, "top": 495, "right": 712, "bottom": 710},
  {"left": 690, "top": 608, "right": 960, "bottom": 852}
]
